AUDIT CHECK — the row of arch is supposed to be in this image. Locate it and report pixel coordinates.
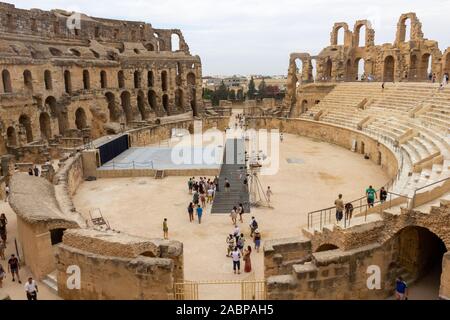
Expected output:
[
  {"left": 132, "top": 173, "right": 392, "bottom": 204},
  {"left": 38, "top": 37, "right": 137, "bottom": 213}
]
[
  {"left": 293, "top": 51, "right": 440, "bottom": 84},
  {"left": 2, "top": 67, "right": 197, "bottom": 94},
  {"left": 5, "top": 108, "right": 88, "bottom": 147}
]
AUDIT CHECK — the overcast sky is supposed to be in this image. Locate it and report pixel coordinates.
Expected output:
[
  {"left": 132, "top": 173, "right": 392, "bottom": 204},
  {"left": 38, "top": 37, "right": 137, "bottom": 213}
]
[{"left": 9, "top": 0, "right": 450, "bottom": 76}]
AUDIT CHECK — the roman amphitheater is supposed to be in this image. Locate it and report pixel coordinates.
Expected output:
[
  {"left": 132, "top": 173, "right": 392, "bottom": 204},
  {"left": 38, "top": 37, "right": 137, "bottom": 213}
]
[{"left": 0, "top": 2, "right": 449, "bottom": 300}]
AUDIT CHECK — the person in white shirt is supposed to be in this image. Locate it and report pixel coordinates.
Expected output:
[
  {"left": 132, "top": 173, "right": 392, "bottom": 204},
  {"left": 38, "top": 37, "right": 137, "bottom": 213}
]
[
  {"left": 25, "top": 277, "right": 38, "bottom": 300},
  {"left": 233, "top": 225, "right": 240, "bottom": 242},
  {"left": 266, "top": 186, "right": 273, "bottom": 206},
  {"left": 231, "top": 247, "right": 241, "bottom": 274}
]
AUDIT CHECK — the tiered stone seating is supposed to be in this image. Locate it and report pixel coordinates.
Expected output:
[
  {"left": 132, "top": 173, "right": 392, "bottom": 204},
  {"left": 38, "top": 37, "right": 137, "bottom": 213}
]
[{"left": 419, "top": 87, "right": 450, "bottom": 136}]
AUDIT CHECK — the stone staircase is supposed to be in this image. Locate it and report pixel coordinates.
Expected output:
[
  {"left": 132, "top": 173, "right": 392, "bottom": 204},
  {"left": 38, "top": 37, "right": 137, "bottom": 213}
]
[
  {"left": 41, "top": 270, "right": 58, "bottom": 295},
  {"left": 211, "top": 138, "right": 250, "bottom": 214}
]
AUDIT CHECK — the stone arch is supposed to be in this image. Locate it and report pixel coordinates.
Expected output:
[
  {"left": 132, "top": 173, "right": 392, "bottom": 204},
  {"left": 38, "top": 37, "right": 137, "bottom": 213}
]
[
  {"left": 315, "top": 243, "right": 339, "bottom": 252},
  {"left": 2, "top": 69, "right": 12, "bottom": 93},
  {"left": 190, "top": 88, "right": 197, "bottom": 116},
  {"left": 82, "top": 69, "right": 90, "bottom": 90},
  {"left": 443, "top": 52, "right": 450, "bottom": 78},
  {"left": 148, "top": 70, "right": 154, "bottom": 87},
  {"left": 39, "top": 112, "right": 52, "bottom": 140},
  {"left": 409, "top": 54, "right": 418, "bottom": 80},
  {"left": 75, "top": 108, "right": 88, "bottom": 130},
  {"left": 383, "top": 55, "right": 395, "bottom": 82},
  {"left": 345, "top": 59, "right": 353, "bottom": 81},
  {"left": 391, "top": 226, "right": 447, "bottom": 292},
  {"left": 294, "top": 58, "right": 303, "bottom": 87},
  {"left": 420, "top": 53, "right": 432, "bottom": 81},
  {"left": 396, "top": 13, "right": 423, "bottom": 43},
  {"left": 44, "top": 70, "right": 52, "bottom": 90},
  {"left": 120, "top": 91, "right": 133, "bottom": 123},
  {"left": 354, "top": 23, "right": 366, "bottom": 47},
  {"left": 331, "top": 23, "right": 349, "bottom": 46},
  {"left": 19, "top": 114, "right": 33, "bottom": 143},
  {"left": 137, "top": 90, "right": 146, "bottom": 120},
  {"left": 64, "top": 70, "right": 72, "bottom": 94},
  {"left": 161, "top": 71, "right": 168, "bottom": 91},
  {"left": 148, "top": 90, "right": 157, "bottom": 110},
  {"left": 171, "top": 33, "right": 180, "bottom": 51},
  {"left": 355, "top": 57, "right": 365, "bottom": 80},
  {"left": 144, "top": 42, "right": 155, "bottom": 52},
  {"left": 325, "top": 58, "right": 332, "bottom": 80},
  {"left": 23, "top": 69, "right": 33, "bottom": 91},
  {"left": 45, "top": 96, "right": 67, "bottom": 135},
  {"left": 100, "top": 70, "right": 107, "bottom": 88},
  {"left": 6, "top": 126, "right": 17, "bottom": 146},
  {"left": 162, "top": 94, "right": 169, "bottom": 114},
  {"left": 134, "top": 70, "right": 141, "bottom": 89},
  {"left": 300, "top": 99, "right": 308, "bottom": 114},
  {"left": 187, "top": 72, "right": 196, "bottom": 86},
  {"left": 175, "top": 88, "right": 183, "bottom": 109},
  {"left": 105, "top": 92, "right": 119, "bottom": 122},
  {"left": 118, "top": 70, "right": 125, "bottom": 89}
]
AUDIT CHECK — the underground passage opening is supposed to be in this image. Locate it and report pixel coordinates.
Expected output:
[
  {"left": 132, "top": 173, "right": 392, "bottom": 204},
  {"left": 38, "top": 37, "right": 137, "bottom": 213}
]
[
  {"left": 392, "top": 226, "right": 447, "bottom": 299},
  {"left": 315, "top": 243, "right": 339, "bottom": 252},
  {"left": 50, "top": 228, "right": 66, "bottom": 245}
]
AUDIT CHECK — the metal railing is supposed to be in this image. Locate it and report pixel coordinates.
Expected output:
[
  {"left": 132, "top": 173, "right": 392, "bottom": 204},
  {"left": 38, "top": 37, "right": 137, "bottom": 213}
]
[
  {"left": 101, "top": 160, "right": 154, "bottom": 170},
  {"left": 307, "top": 191, "right": 412, "bottom": 230},
  {"left": 409, "top": 176, "right": 450, "bottom": 209}
]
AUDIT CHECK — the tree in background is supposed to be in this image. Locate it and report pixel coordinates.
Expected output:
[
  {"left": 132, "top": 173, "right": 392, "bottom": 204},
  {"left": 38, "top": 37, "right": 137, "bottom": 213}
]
[
  {"left": 236, "top": 89, "right": 244, "bottom": 101},
  {"left": 258, "top": 78, "right": 267, "bottom": 98},
  {"left": 247, "top": 77, "right": 256, "bottom": 100},
  {"left": 265, "top": 85, "right": 280, "bottom": 98},
  {"left": 202, "top": 88, "right": 214, "bottom": 100},
  {"left": 228, "top": 89, "right": 236, "bottom": 100}
]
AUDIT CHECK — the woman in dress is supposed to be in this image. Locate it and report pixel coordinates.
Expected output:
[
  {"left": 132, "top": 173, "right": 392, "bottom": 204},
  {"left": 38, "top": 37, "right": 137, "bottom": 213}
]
[{"left": 243, "top": 246, "right": 252, "bottom": 273}]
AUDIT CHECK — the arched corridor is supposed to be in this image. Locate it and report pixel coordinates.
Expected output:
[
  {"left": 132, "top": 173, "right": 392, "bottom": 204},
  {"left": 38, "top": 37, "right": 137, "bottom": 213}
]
[
  {"left": 383, "top": 56, "right": 395, "bottom": 82},
  {"left": 75, "top": 108, "right": 88, "bottom": 130},
  {"left": 120, "top": 91, "right": 133, "bottom": 123},
  {"left": 19, "top": 114, "right": 33, "bottom": 143},
  {"left": 39, "top": 112, "right": 52, "bottom": 140}
]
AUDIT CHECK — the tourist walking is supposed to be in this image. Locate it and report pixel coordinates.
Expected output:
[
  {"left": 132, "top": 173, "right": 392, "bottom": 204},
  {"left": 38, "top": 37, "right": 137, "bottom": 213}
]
[
  {"left": 0, "top": 238, "right": 5, "bottom": 260},
  {"left": 345, "top": 202, "right": 354, "bottom": 224},
  {"left": 28, "top": 168, "right": 33, "bottom": 176},
  {"left": 196, "top": 205, "right": 203, "bottom": 224},
  {"left": 233, "top": 225, "right": 240, "bottom": 242},
  {"left": 280, "top": 133, "right": 284, "bottom": 142},
  {"left": 33, "top": 166, "right": 39, "bottom": 177},
  {"left": 395, "top": 276, "right": 408, "bottom": 300},
  {"left": 0, "top": 213, "right": 7, "bottom": 245},
  {"left": 253, "top": 229, "right": 261, "bottom": 252},
  {"left": 266, "top": 186, "right": 273, "bottom": 206},
  {"left": 366, "top": 185, "right": 377, "bottom": 208},
  {"left": 334, "top": 194, "right": 344, "bottom": 223},
  {"left": 238, "top": 203, "right": 244, "bottom": 223},
  {"left": 7, "top": 254, "right": 21, "bottom": 283},
  {"left": 207, "top": 186, "right": 214, "bottom": 204},
  {"left": 200, "top": 192, "right": 206, "bottom": 208},
  {"left": 214, "top": 176, "right": 219, "bottom": 192},
  {"left": 380, "top": 187, "right": 387, "bottom": 203},
  {"left": 0, "top": 263, "right": 5, "bottom": 288},
  {"left": 231, "top": 247, "right": 241, "bottom": 274},
  {"left": 230, "top": 206, "right": 238, "bottom": 224},
  {"left": 224, "top": 178, "right": 231, "bottom": 193},
  {"left": 192, "top": 190, "right": 199, "bottom": 206},
  {"left": 188, "top": 202, "right": 194, "bottom": 222},
  {"left": 242, "top": 176, "right": 248, "bottom": 192},
  {"left": 237, "top": 233, "right": 245, "bottom": 254},
  {"left": 163, "top": 218, "right": 168, "bottom": 239},
  {"left": 226, "top": 234, "right": 235, "bottom": 257},
  {"left": 4, "top": 185, "right": 9, "bottom": 202},
  {"left": 249, "top": 216, "right": 258, "bottom": 237},
  {"left": 25, "top": 277, "right": 38, "bottom": 300},
  {"left": 243, "top": 246, "right": 252, "bottom": 273},
  {"left": 188, "top": 178, "right": 193, "bottom": 194}
]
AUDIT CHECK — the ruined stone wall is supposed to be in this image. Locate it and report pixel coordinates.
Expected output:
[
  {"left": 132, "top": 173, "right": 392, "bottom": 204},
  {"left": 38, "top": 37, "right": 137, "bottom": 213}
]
[
  {"left": 440, "top": 252, "right": 450, "bottom": 299},
  {"left": 55, "top": 228, "right": 183, "bottom": 300},
  {"left": 284, "top": 13, "right": 448, "bottom": 111},
  {"left": 0, "top": 2, "right": 204, "bottom": 160},
  {"left": 247, "top": 117, "right": 399, "bottom": 179},
  {"left": 128, "top": 116, "right": 229, "bottom": 147}
]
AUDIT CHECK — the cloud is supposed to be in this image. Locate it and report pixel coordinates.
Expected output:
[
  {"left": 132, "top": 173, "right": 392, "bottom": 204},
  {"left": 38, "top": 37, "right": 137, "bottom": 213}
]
[{"left": 8, "top": 0, "right": 450, "bottom": 75}]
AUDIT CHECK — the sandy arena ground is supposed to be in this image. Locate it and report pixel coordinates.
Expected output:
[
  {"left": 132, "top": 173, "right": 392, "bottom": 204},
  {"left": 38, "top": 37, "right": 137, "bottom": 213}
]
[{"left": 73, "top": 121, "right": 389, "bottom": 299}]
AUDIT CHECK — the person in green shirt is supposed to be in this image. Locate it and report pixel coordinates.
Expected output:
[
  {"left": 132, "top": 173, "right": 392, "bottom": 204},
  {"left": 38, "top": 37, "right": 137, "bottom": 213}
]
[
  {"left": 366, "top": 185, "right": 377, "bottom": 208},
  {"left": 163, "top": 218, "right": 168, "bottom": 239}
]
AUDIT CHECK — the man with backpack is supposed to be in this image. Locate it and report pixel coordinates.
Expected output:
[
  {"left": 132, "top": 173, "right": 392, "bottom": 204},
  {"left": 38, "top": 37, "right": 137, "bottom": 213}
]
[{"left": 249, "top": 216, "right": 258, "bottom": 237}]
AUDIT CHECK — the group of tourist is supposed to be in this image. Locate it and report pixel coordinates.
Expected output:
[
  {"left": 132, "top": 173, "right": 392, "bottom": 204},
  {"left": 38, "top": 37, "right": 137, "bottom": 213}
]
[
  {"left": 0, "top": 212, "right": 38, "bottom": 300},
  {"left": 334, "top": 185, "right": 388, "bottom": 224},
  {"left": 27, "top": 166, "right": 40, "bottom": 177}
]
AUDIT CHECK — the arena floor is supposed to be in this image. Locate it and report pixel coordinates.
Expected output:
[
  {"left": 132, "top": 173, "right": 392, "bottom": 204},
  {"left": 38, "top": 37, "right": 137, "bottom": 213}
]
[{"left": 73, "top": 131, "right": 390, "bottom": 299}]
